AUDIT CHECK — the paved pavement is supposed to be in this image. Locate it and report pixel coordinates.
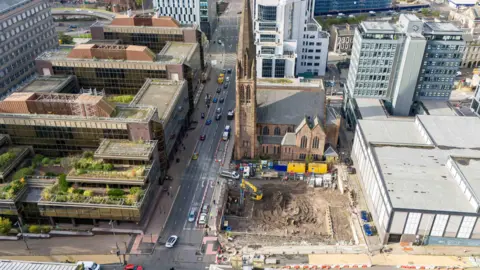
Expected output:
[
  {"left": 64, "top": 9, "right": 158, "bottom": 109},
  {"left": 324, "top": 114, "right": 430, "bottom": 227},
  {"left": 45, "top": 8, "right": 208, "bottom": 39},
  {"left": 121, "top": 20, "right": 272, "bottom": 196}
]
[{"left": 125, "top": 2, "right": 242, "bottom": 270}]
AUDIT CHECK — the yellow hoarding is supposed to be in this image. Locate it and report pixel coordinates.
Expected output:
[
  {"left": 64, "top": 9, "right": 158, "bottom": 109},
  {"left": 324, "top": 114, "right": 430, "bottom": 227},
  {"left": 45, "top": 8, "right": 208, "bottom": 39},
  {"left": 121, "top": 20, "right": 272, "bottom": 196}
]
[
  {"left": 308, "top": 163, "right": 328, "bottom": 174},
  {"left": 287, "top": 162, "right": 306, "bottom": 174}
]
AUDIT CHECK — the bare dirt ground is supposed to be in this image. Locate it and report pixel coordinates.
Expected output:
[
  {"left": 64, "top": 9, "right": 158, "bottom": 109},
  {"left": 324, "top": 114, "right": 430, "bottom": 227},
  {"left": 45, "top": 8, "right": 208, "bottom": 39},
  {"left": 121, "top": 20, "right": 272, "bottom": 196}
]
[{"left": 225, "top": 181, "right": 353, "bottom": 246}]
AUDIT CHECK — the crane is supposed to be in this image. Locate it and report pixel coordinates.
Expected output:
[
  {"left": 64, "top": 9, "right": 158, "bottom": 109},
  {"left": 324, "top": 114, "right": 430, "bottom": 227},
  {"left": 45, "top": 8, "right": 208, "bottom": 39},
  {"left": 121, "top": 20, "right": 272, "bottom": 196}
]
[{"left": 240, "top": 179, "right": 263, "bottom": 200}]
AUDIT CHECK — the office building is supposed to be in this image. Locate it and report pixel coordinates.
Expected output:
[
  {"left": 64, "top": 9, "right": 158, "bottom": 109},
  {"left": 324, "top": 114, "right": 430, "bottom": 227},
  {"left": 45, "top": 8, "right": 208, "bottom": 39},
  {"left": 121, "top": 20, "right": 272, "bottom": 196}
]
[
  {"left": 0, "top": 86, "right": 189, "bottom": 169},
  {"left": 314, "top": 0, "right": 392, "bottom": 16},
  {"left": 344, "top": 15, "right": 464, "bottom": 127},
  {"left": 234, "top": 0, "right": 340, "bottom": 160},
  {"left": 152, "top": 0, "right": 216, "bottom": 39},
  {"left": 0, "top": 0, "right": 57, "bottom": 95},
  {"left": 329, "top": 24, "right": 357, "bottom": 54},
  {"left": 35, "top": 43, "right": 202, "bottom": 114},
  {"left": 90, "top": 14, "right": 206, "bottom": 61},
  {"left": 352, "top": 115, "right": 480, "bottom": 246},
  {"left": 254, "top": 0, "right": 329, "bottom": 78}
]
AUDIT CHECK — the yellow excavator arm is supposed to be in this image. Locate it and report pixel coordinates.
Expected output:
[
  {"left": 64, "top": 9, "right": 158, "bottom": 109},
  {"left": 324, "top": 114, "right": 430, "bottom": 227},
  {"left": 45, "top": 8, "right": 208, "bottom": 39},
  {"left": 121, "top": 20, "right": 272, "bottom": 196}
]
[{"left": 241, "top": 179, "right": 263, "bottom": 200}]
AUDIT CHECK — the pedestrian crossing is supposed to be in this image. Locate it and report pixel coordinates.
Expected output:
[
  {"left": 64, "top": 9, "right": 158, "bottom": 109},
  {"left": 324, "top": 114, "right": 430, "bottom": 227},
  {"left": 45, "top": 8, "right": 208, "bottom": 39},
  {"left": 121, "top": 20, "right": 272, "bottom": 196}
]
[{"left": 224, "top": 53, "right": 237, "bottom": 66}]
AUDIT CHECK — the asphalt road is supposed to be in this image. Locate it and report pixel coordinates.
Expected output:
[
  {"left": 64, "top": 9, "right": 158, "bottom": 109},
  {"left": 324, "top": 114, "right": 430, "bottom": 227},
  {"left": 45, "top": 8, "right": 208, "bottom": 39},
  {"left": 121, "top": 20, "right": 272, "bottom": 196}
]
[{"left": 122, "top": 2, "right": 241, "bottom": 270}]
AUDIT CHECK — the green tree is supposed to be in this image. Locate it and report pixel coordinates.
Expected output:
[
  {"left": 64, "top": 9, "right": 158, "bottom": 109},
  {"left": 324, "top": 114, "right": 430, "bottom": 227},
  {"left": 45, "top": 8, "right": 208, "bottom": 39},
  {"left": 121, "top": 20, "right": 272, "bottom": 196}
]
[
  {"left": 135, "top": 0, "right": 143, "bottom": 7},
  {"left": 0, "top": 217, "right": 12, "bottom": 235},
  {"left": 12, "top": 167, "right": 34, "bottom": 180},
  {"left": 58, "top": 32, "right": 73, "bottom": 44},
  {"left": 305, "top": 154, "right": 314, "bottom": 165},
  {"left": 58, "top": 174, "right": 69, "bottom": 192}
]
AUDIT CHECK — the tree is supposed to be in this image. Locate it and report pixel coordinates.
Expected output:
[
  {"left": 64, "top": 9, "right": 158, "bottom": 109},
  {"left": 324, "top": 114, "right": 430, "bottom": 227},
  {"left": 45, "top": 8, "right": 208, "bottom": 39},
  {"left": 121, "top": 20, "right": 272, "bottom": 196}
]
[
  {"left": 58, "top": 32, "right": 73, "bottom": 45},
  {"left": 0, "top": 217, "right": 12, "bottom": 235},
  {"left": 135, "top": 0, "right": 143, "bottom": 8},
  {"left": 305, "top": 154, "right": 314, "bottom": 165},
  {"left": 58, "top": 174, "right": 69, "bottom": 192}
]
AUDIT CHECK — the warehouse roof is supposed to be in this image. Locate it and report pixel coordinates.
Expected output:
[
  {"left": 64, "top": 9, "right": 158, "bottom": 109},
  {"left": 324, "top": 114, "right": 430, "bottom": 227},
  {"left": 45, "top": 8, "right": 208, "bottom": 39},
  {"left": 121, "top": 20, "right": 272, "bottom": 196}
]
[{"left": 359, "top": 119, "right": 425, "bottom": 145}]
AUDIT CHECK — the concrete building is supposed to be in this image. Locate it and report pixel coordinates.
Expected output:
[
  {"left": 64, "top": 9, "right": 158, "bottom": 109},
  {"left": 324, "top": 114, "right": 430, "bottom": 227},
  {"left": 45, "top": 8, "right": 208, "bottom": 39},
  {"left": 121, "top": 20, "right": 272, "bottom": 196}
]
[
  {"left": 234, "top": 0, "right": 340, "bottom": 160},
  {"left": 471, "top": 84, "right": 480, "bottom": 116},
  {"left": 152, "top": 0, "right": 216, "bottom": 39},
  {"left": 461, "top": 33, "right": 480, "bottom": 68},
  {"left": 352, "top": 115, "right": 480, "bottom": 245},
  {"left": 254, "top": 0, "right": 329, "bottom": 78},
  {"left": 344, "top": 14, "right": 464, "bottom": 127},
  {"left": 17, "top": 75, "right": 79, "bottom": 94},
  {"left": 35, "top": 43, "right": 202, "bottom": 115},
  {"left": 314, "top": 0, "right": 392, "bottom": 16},
  {"left": 0, "top": 0, "right": 57, "bottom": 96},
  {"left": 449, "top": 6, "right": 480, "bottom": 31},
  {"left": 90, "top": 14, "right": 205, "bottom": 59},
  {"left": 329, "top": 24, "right": 357, "bottom": 54}
]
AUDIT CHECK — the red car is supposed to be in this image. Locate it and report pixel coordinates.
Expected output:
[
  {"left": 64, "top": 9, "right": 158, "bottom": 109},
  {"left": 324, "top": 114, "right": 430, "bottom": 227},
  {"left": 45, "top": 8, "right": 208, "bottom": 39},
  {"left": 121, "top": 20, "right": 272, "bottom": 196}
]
[
  {"left": 200, "top": 134, "right": 206, "bottom": 141},
  {"left": 124, "top": 264, "right": 143, "bottom": 270}
]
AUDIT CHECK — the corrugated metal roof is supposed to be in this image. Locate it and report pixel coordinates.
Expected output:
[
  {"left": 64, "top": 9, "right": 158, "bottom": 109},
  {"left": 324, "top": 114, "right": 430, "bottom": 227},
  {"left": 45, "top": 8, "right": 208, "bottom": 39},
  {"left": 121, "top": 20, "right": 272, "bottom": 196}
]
[{"left": 0, "top": 260, "right": 77, "bottom": 270}]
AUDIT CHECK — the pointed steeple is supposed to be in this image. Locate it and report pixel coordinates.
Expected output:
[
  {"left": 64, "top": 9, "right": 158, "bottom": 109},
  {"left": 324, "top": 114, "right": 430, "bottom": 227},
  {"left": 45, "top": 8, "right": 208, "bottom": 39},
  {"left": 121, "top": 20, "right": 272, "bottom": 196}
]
[{"left": 236, "top": 0, "right": 256, "bottom": 80}]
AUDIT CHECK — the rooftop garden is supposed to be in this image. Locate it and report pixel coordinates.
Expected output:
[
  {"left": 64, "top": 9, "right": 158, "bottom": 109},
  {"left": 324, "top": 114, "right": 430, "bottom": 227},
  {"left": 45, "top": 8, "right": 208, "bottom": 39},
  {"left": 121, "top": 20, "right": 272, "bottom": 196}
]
[
  {"left": 41, "top": 175, "right": 145, "bottom": 206},
  {"left": 106, "top": 95, "right": 135, "bottom": 104},
  {"left": 316, "top": 15, "right": 368, "bottom": 29},
  {"left": 0, "top": 178, "right": 26, "bottom": 200},
  {"left": 0, "top": 148, "right": 23, "bottom": 172},
  {"left": 68, "top": 153, "right": 147, "bottom": 180}
]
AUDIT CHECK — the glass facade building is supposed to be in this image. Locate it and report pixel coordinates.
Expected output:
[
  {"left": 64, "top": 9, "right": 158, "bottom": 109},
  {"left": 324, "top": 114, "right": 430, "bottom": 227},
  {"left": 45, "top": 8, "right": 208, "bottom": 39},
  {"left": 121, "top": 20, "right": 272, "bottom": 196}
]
[
  {"left": 314, "top": 0, "right": 392, "bottom": 15},
  {"left": 0, "top": 0, "right": 57, "bottom": 95}
]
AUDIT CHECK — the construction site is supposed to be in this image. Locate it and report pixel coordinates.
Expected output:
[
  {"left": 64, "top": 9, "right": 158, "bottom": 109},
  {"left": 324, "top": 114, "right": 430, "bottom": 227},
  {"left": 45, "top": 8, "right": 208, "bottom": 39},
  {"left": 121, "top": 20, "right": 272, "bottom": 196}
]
[{"left": 222, "top": 179, "right": 354, "bottom": 248}]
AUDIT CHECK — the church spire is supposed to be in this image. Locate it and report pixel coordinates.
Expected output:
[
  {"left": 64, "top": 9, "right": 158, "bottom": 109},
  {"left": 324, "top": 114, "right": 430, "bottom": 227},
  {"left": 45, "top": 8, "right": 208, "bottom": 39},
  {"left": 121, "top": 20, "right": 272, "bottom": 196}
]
[{"left": 236, "top": 0, "right": 256, "bottom": 80}]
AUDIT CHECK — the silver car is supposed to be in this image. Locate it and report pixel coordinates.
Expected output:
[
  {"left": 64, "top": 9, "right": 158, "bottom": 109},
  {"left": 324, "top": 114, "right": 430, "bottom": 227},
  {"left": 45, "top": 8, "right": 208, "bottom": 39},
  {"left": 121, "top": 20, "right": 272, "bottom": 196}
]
[
  {"left": 188, "top": 208, "right": 197, "bottom": 222},
  {"left": 165, "top": 235, "right": 178, "bottom": 248}
]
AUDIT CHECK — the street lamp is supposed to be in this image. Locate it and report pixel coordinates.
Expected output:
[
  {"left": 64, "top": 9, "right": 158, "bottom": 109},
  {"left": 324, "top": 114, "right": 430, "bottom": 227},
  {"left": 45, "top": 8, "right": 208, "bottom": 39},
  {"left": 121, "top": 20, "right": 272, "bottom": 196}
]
[{"left": 14, "top": 221, "right": 29, "bottom": 250}]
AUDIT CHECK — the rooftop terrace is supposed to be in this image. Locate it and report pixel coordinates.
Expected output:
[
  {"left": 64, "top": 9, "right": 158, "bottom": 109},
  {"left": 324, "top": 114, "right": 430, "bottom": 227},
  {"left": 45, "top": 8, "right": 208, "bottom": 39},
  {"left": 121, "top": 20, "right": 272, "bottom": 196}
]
[
  {"left": 18, "top": 75, "right": 76, "bottom": 93},
  {"left": 95, "top": 139, "right": 158, "bottom": 161}
]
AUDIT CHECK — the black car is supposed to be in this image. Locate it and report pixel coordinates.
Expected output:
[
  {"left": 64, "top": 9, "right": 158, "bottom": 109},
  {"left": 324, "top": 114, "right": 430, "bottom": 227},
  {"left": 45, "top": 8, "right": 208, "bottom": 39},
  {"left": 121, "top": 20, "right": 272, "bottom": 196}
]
[
  {"left": 216, "top": 87, "right": 221, "bottom": 93},
  {"left": 227, "top": 68, "right": 232, "bottom": 74},
  {"left": 224, "top": 83, "right": 229, "bottom": 89},
  {"left": 219, "top": 97, "right": 225, "bottom": 103},
  {"left": 215, "top": 114, "right": 222, "bottom": 120}
]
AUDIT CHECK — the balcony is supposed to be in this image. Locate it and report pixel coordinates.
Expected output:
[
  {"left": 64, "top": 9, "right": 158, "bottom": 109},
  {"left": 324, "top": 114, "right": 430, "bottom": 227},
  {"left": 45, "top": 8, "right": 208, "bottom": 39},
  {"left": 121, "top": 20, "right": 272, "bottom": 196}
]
[{"left": 0, "top": 179, "right": 28, "bottom": 216}]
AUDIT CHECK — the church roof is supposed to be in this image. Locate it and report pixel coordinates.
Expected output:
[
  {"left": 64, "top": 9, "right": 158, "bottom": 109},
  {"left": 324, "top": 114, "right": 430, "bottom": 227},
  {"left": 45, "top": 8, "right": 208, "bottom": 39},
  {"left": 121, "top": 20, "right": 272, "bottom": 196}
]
[{"left": 256, "top": 89, "right": 325, "bottom": 125}]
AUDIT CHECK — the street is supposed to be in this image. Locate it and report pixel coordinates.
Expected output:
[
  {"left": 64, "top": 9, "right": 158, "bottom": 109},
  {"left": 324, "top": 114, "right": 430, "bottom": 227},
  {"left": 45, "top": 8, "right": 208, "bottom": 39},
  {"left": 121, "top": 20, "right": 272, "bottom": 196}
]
[{"left": 123, "top": 2, "right": 241, "bottom": 270}]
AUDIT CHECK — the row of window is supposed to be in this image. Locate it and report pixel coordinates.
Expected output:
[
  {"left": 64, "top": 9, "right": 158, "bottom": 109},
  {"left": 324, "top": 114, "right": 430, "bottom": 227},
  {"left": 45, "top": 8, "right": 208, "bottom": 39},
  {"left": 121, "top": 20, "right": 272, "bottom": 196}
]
[
  {"left": 301, "top": 55, "right": 321, "bottom": 60},
  {"left": 425, "top": 53, "right": 462, "bottom": 59},
  {"left": 361, "top": 43, "right": 397, "bottom": 50},
  {"left": 302, "top": 41, "right": 323, "bottom": 46},
  {"left": 261, "top": 59, "right": 285, "bottom": 78},
  {"left": 0, "top": 2, "right": 49, "bottom": 31},
  {"left": 258, "top": 5, "right": 277, "bottom": 21},
  {"left": 0, "top": 13, "right": 53, "bottom": 44},
  {"left": 360, "top": 51, "right": 395, "bottom": 58},
  {"left": 357, "top": 67, "right": 392, "bottom": 74},
  {"left": 423, "top": 61, "right": 460, "bottom": 67},
  {"left": 359, "top": 59, "right": 393, "bottom": 66},
  {"left": 353, "top": 90, "right": 386, "bottom": 96},
  {"left": 301, "top": 48, "right": 322, "bottom": 53},
  {"left": 300, "top": 62, "right": 321, "bottom": 67}
]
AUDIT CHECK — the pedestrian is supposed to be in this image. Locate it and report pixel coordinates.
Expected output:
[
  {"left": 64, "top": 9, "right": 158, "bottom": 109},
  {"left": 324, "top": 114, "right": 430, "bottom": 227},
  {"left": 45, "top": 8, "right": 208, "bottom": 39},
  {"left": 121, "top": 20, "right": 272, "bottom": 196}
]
[
  {"left": 213, "top": 200, "right": 216, "bottom": 205},
  {"left": 167, "top": 191, "right": 170, "bottom": 196}
]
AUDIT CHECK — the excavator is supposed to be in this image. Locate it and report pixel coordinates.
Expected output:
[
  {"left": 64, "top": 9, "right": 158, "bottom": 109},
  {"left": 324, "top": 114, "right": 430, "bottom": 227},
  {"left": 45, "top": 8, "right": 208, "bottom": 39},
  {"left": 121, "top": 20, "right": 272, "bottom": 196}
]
[{"left": 240, "top": 179, "right": 263, "bottom": 200}]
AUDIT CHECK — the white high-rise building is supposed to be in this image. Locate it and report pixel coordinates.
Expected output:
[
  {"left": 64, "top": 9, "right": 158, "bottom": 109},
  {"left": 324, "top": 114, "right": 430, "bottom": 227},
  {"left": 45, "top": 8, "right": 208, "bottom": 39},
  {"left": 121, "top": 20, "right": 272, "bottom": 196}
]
[
  {"left": 253, "top": 0, "right": 329, "bottom": 78},
  {"left": 153, "top": 0, "right": 216, "bottom": 39}
]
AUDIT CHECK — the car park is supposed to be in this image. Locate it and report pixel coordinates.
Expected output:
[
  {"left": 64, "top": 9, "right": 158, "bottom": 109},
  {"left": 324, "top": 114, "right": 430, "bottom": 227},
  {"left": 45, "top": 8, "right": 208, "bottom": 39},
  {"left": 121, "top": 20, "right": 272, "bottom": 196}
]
[
  {"left": 165, "top": 235, "right": 178, "bottom": 248},
  {"left": 206, "top": 119, "right": 212, "bottom": 125},
  {"left": 188, "top": 208, "right": 197, "bottom": 222}
]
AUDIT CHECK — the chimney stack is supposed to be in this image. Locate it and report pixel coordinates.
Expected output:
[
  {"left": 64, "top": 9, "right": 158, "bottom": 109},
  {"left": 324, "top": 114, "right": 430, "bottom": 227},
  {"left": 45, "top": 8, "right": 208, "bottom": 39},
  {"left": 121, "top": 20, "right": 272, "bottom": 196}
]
[{"left": 127, "top": 9, "right": 132, "bottom": 17}]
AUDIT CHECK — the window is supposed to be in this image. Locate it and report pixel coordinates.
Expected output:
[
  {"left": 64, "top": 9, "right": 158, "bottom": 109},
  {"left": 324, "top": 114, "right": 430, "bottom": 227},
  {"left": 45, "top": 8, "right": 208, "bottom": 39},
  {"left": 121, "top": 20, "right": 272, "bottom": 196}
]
[
  {"left": 300, "top": 136, "right": 307, "bottom": 148},
  {"left": 260, "top": 34, "right": 276, "bottom": 42},
  {"left": 274, "top": 59, "right": 285, "bottom": 78},
  {"left": 312, "top": 137, "right": 320, "bottom": 148},
  {"left": 287, "top": 127, "right": 293, "bottom": 132},
  {"left": 259, "top": 22, "right": 276, "bottom": 31},
  {"left": 457, "top": 217, "right": 476, "bottom": 238},
  {"left": 261, "top": 46, "right": 275, "bottom": 54},
  {"left": 258, "top": 5, "right": 277, "bottom": 21},
  {"left": 262, "top": 59, "right": 273, "bottom": 77},
  {"left": 274, "top": 127, "right": 281, "bottom": 135},
  {"left": 404, "top": 213, "right": 421, "bottom": 235},
  {"left": 431, "top": 215, "right": 448, "bottom": 236},
  {"left": 299, "top": 153, "right": 306, "bottom": 159},
  {"left": 263, "top": 126, "right": 270, "bottom": 135}
]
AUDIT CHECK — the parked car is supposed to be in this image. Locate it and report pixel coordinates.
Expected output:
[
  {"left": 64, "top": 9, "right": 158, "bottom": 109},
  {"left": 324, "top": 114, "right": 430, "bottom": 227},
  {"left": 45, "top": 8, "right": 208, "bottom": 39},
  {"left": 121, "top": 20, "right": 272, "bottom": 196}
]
[
  {"left": 360, "top": 210, "right": 369, "bottom": 222},
  {"left": 202, "top": 204, "right": 210, "bottom": 213},
  {"left": 224, "top": 83, "right": 229, "bottom": 89},
  {"left": 344, "top": 157, "right": 353, "bottom": 166},
  {"left": 213, "top": 97, "right": 218, "bottom": 103},
  {"left": 76, "top": 261, "right": 100, "bottom": 270},
  {"left": 188, "top": 208, "right": 197, "bottom": 222},
  {"left": 227, "top": 68, "right": 232, "bottom": 74},
  {"left": 198, "top": 213, "right": 208, "bottom": 225},
  {"left": 347, "top": 166, "right": 356, "bottom": 174},
  {"left": 124, "top": 264, "right": 143, "bottom": 270},
  {"left": 165, "top": 235, "right": 178, "bottom": 248}
]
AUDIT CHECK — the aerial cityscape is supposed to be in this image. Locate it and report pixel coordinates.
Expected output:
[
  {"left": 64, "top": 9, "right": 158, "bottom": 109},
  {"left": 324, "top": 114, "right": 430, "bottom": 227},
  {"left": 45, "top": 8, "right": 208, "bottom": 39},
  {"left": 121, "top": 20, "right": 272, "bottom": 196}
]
[{"left": 0, "top": 0, "right": 480, "bottom": 269}]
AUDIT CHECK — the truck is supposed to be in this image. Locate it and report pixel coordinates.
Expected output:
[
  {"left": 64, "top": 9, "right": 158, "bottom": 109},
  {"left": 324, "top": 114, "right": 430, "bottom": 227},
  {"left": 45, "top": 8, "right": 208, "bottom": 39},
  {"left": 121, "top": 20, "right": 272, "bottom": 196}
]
[{"left": 219, "top": 170, "right": 240, "bottom": 179}]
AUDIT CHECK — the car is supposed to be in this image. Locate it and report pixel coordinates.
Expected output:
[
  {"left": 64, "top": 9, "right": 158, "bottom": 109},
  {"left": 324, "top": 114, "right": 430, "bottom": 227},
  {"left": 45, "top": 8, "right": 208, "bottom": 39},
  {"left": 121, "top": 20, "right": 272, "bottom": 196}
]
[
  {"left": 192, "top": 152, "right": 198, "bottom": 160},
  {"left": 206, "top": 119, "right": 212, "bottom": 125},
  {"left": 188, "top": 208, "right": 197, "bottom": 222},
  {"left": 227, "top": 110, "right": 234, "bottom": 120},
  {"left": 339, "top": 82, "right": 345, "bottom": 87},
  {"left": 227, "top": 68, "right": 232, "bottom": 74},
  {"left": 200, "top": 134, "right": 206, "bottom": 141},
  {"left": 224, "top": 83, "right": 229, "bottom": 89},
  {"left": 198, "top": 213, "right": 208, "bottom": 225},
  {"left": 202, "top": 204, "right": 210, "bottom": 213},
  {"left": 219, "top": 97, "right": 225, "bottom": 103},
  {"left": 360, "top": 210, "right": 369, "bottom": 222},
  {"left": 213, "top": 97, "right": 218, "bottom": 103},
  {"left": 216, "top": 108, "right": 222, "bottom": 114},
  {"left": 348, "top": 14, "right": 355, "bottom": 18},
  {"left": 226, "top": 77, "right": 230, "bottom": 82},
  {"left": 75, "top": 8, "right": 82, "bottom": 11},
  {"left": 124, "top": 264, "right": 144, "bottom": 270},
  {"left": 363, "top": 224, "right": 374, "bottom": 236},
  {"left": 165, "top": 235, "right": 178, "bottom": 248},
  {"left": 76, "top": 261, "right": 100, "bottom": 270},
  {"left": 216, "top": 87, "right": 221, "bottom": 93},
  {"left": 215, "top": 114, "right": 222, "bottom": 121},
  {"left": 347, "top": 166, "right": 356, "bottom": 174},
  {"left": 201, "top": 112, "right": 205, "bottom": 119},
  {"left": 88, "top": 10, "right": 94, "bottom": 14},
  {"left": 222, "top": 69, "right": 227, "bottom": 74}
]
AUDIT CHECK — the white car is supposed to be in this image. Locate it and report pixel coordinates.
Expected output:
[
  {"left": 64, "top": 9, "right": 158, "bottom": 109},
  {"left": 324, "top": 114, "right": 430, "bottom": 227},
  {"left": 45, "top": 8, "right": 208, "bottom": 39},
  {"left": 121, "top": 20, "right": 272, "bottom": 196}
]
[
  {"left": 198, "top": 213, "right": 208, "bottom": 225},
  {"left": 165, "top": 235, "right": 178, "bottom": 248},
  {"left": 88, "top": 10, "right": 94, "bottom": 14},
  {"left": 76, "top": 261, "right": 100, "bottom": 270},
  {"left": 226, "top": 77, "right": 230, "bottom": 82},
  {"left": 75, "top": 9, "right": 82, "bottom": 11},
  {"left": 188, "top": 208, "right": 197, "bottom": 222}
]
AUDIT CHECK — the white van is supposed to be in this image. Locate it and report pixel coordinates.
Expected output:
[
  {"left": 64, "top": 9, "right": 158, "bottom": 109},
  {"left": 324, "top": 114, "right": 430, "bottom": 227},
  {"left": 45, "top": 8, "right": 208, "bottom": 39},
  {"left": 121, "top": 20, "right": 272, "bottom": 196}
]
[
  {"left": 243, "top": 166, "right": 250, "bottom": 178},
  {"left": 222, "top": 131, "right": 229, "bottom": 141}
]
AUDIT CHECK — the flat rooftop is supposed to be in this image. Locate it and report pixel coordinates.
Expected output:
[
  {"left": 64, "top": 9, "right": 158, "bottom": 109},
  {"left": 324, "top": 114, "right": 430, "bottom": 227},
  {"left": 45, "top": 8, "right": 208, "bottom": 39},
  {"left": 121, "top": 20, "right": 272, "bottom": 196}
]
[
  {"left": 373, "top": 146, "right": 480, "bottom": 212},
  {"left": 424, "top": 22, "right": 462, "bottom": 33},
  {"left": 94, "top": 139, "right": 158, "bottom": 160},
  {"left": 131, "top": 79, "right": 186, "bottom": 122},
  {"left": 355, "top": 98, "right": 388, "bottom": 120},
  {"left": 420, "top": 100, "right": 459, "bottom": 116},
  {"left": 361, "top": 21, "right": 396, "bottom": 33},
  {"left": 417, "top": 115, "right": 480, "bottom": 149},
  {"left": 256, "top": 89, "right": 325, "bottom": 125},
  {"left": 160, "top": 42, "right": 196, "bottom": 60},
  {"left": 18, "top": 75, "right": 75, "bottom": 93},
  {"left": 359, "top": 119, "right": 425, "bottom": 145}
]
